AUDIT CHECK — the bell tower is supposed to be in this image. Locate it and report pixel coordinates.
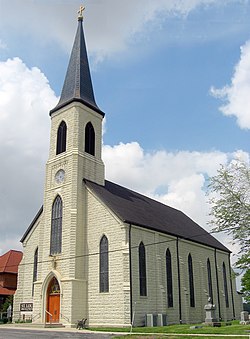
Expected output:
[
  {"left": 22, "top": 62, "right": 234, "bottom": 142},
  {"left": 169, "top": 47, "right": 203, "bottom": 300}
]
[
  {"left": 40, "top": 6, "right": 105, "bottom": 324},
  {"left": 48, "top": 5, "right": 105, "bottom": 185}
]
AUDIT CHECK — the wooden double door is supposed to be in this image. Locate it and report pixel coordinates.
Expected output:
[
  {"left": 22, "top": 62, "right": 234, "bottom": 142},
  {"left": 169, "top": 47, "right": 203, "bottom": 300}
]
[{"left": 46, "top": 277, "right": 60, "bottom": 323}]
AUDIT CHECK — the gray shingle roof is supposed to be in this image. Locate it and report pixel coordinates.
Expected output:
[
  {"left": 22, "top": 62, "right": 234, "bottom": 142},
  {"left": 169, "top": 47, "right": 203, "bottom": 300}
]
[
  {"left": 50, "top": 18, "right": 104, "bottom": 116},
  {"left": 85, "top": 179, "right": 230, "bottom": 252}
]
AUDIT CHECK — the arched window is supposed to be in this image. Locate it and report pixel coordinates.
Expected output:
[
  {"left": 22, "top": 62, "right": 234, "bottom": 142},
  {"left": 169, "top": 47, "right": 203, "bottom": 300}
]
[
  {"left": 166, "top": 248, "right": 173, "bottom": 307},
  {"left": 188, "top": 253, "right": 195, "bottom": 307},
  {"left": 32, "top": 247, "right": 38, "bottom": 296},
  {"left": 223, "top": 262, "right": 229, "bottom": 308},
  {"left": 207, "top": 258, "right": 213, "bottom": 302},
  {"left": 100, "top": 235, "right": 109, "bottom": 293},
  {"left": 139, "top": 242, "right": 147, "bottom": 296},
  {"left": 85, "top": 122, "right": 95, "bottom": 156},
  {"left": 56, "top": 121, "right": 67, "bottom": 155},
  {"left": 50, "top": 195, "right": 63, "bottom": 255}
]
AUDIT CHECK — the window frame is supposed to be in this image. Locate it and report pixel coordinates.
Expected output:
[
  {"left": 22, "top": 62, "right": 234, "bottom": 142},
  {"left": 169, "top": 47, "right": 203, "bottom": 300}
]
[
  {"left": 207, "top": 258, "right": 213, "bottom": 303},
  {"left": 85, "top": 122, "right": 95, "bottom": 156},
  {"left": 166, "top": 248, "right": 173, "bottom": 307},
  {"left": 139, "top": 242, "right": 147, "bottom": 297},
  {"left": 100, "top": 235, "right": 109, "bottom": 293},
  {"left": 188, "top": 253, "right": 195, "bottom": 307},
  {"left": 56, "top": 121, "right": 67, "bottom": 155},
  {"left": 32, "top": 247, "right": 38, "bottom": 296},
  {"left": 223, "top": 262, "right": 229, "bottom": 308},
  {"left": 50, "top": 195, "right": 63, "bottom": 255}
]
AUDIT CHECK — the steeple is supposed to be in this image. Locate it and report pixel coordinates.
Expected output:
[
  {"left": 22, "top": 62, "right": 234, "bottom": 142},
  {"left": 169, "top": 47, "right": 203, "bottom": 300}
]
[{"left": 50, "top": 7, "right": 104, "bottom": 116}]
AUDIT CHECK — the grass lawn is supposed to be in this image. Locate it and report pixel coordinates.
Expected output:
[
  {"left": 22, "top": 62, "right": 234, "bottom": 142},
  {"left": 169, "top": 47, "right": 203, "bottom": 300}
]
[
  {"left": 113, "top": 336, "right": 249, "bottom": 339},
  {"left": 91, "top": 321, "right": 250, "bottom": 338}
]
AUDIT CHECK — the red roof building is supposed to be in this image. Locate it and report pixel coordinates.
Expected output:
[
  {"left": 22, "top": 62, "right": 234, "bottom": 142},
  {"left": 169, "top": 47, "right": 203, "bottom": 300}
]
[{"left": 0, "top": 250, "right": 23, "bottom": 306}]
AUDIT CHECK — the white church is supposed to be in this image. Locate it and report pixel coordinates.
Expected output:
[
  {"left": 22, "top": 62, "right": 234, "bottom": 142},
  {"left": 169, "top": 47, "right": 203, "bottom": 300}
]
[{"left": 13, "top": 8, "right": 242, "bottom": 327}]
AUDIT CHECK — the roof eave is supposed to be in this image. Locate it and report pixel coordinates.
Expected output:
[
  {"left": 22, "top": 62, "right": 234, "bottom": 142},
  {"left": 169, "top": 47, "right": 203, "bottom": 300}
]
[
  {"left": 49, "top": 98, "right": 105, "bottom": 117},
  {"left": 123, "top": 219, "right": 230, "bottom": 253},
  {"left": 20, "top": 206, "right": 43, "bottom": 243}
]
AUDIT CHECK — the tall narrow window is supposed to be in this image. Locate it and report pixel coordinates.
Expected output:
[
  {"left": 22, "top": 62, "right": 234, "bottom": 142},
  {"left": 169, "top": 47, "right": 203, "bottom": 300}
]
[
  {"left": 85, "top": 122, "right": 95, "bottom": 156},
  {"left": 100, "top": 235, "right": 109, "bottom": 293},
  {"left": 207, "top": 258, "right": 213, "bottom": 302},
  {"left": 223, "top": 262, "right": 229, "bottom": 308},
  {"left": 56, "top": 121, "right": 67, "bottom": 155},
  {"left": 32, "top": 247, "right": 38, "bottom": 296},
  {"left": 50, "top": 195, "right": 63, "bottom": 255},
  {"left": 139, "top": 242, "right": 147, "bottom": 296},
  {"left": 188, "top": 253, "right": 195, "bottom": 307},
  {"left": 166, "top": 248, "right": 173, "bottom": 307}
]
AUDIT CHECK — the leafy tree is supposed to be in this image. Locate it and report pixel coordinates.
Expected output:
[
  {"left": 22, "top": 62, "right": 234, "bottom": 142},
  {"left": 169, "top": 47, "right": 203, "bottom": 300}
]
[
  {"left": 0, "top": 295, "right": 13, "bottom": 312},
  {"left": 207, "top": 161, "right": 250, "bottom": 270},
  {"left": 241, "top": 269, "right": 250, "bottom": 303}
]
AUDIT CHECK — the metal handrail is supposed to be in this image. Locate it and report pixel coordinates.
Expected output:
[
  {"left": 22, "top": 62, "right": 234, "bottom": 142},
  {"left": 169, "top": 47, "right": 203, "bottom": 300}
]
[
  {"left": 60, "top": 313, "right": 70, "bottom": 323},
  {"left": 31, "top": 313, "right": 41, "bottom": 322},
  {"left": 45, "top": 310, "right": 52, "bottom": 324}
]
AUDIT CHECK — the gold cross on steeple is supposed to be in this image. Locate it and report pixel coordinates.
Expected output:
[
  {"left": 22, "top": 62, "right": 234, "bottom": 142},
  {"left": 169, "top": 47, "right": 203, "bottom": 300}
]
[{"left": 78, "top": 5, "right": 85, "bottom": 20}]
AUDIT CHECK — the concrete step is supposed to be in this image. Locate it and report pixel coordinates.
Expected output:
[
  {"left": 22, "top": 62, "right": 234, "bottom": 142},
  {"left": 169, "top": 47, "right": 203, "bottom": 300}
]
[
  {"left": 45, "top": 323, "right": 65, "bottom": 328},
  {"left": 11, "top": 322, "right": 65, "bottom": 328}
]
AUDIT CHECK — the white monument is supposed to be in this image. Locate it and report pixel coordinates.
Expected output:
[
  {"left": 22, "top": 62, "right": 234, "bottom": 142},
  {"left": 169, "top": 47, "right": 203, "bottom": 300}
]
[{"left": 204, "top": 297, "right": 217, "bottom": 324}]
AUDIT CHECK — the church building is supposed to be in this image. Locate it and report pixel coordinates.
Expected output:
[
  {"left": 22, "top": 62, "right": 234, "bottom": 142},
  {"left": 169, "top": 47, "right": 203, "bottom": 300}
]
[{"left": 13, "top": 8, "right": 242, "bottom": 327}]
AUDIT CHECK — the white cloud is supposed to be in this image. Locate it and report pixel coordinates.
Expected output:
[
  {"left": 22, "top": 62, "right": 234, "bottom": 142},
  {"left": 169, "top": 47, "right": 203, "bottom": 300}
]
[
  {"left": 0, "top": 58, "right": 57, "bottom": 254},
  {"left": 211, "top": 40, "right": 250, "bottom": 129},
  {"left": 0, "top": 0, "right": 227, "bottom": 62}
]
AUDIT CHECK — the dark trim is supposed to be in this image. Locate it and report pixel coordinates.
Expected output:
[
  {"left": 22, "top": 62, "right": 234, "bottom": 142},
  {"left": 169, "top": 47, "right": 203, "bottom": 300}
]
[
  {"left": 228, "top": 254, "right": 235, "bottom": 319},
  {"left": 176, "top": 237, "right": 182, "bottom": 324},
  {"left": 214, "top": 249, "right": 221, "bottom": 320},
  {"left": 129, "top": 224, "right": 133, "bottom": 324},
  {"left": 20, "top": 206, "right": 43, "bottom": 243},
  {"left": 50, "top": 98, "right": 105, "bottom": 117}
]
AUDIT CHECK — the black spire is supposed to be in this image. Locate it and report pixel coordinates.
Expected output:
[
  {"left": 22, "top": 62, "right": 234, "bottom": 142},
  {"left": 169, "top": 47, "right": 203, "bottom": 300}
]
[{"left": 50, "top": 12, "right": 104, "bottom": 116}]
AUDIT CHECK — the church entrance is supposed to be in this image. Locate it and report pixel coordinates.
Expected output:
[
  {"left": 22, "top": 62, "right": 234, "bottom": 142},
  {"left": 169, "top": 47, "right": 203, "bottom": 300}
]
[{"left": 46, "top": 277, "right": 60, "bottom": 323}]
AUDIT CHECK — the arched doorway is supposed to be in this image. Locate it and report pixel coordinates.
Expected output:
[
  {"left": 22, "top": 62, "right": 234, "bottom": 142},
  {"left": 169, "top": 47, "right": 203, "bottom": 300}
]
[{"left": 46, "top": 276, "right": 60, "bottom": 323}]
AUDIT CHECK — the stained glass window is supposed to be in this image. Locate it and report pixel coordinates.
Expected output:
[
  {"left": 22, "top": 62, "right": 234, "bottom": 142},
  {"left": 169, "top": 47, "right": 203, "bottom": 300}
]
[
  {"left": 139, "top": 242, "right": 147, "bottom": 296},
  {"left": 50, "top": 195, "right": 62, "bottom": 255},
  {"left": 188, "top": 253, "right": 195, "bottom": 307},
  {"left": 207, "top": 258, "right": 213, "bottom": 302},
  {"left": 166, "top": 248, "right": 173, "bottom": 307},
  {"left": 32, "top": 247, "right": 38, "bottom": 296},
  {"left": 100, "top": 235, "right": 109, "bottom": 293},
  {"left": 223, "top": 262, "right": 229, "bottom": 308}
]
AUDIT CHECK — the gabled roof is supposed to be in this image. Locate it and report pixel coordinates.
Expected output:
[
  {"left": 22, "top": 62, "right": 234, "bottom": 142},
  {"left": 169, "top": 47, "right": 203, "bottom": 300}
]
[
  {"left": 21, "top": 179, "right": 229, "bottom": 253},
  {"left": 0, "top": 286, "right": 16, "bottom": 295},
  {"left": 50, "top": 16, "right": 104, "bottom": 116},
  {"left": 85, "top": 179, "right": 230, "bottom": 253},
  {"left": 0, "top": 250, "right": 23, "bottom": 274}
]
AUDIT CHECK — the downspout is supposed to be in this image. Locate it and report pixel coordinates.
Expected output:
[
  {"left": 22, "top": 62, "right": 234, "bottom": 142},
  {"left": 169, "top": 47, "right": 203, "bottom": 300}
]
[
  {"left": 228, "top": 253, "right": 235, "bottom": 319},
  {"left": 214, "top": 249, "right": 221, "bottom": 320},
  {"left": 176, "top": 237, "right": 182, "bottom": 324},
  {"left": 129, "top": 224, "right": 133, "bottom": 324}
]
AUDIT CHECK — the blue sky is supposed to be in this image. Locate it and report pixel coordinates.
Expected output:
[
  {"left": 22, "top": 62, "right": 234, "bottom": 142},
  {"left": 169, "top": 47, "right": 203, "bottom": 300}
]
[{"left": 0, "top": 0, "right": 249, "bottom": 262}]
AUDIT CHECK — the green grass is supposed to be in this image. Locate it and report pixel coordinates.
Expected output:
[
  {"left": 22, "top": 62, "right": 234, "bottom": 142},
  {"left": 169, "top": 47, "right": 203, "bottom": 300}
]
[
  {"left": 90, "top": 320, "right": 250, "bottom": 337},
  {"left": 113, "top": 336, "right": 249, "bottom": 339}
]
